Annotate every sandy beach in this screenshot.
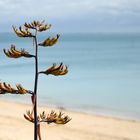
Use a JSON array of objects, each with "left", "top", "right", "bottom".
[{"left": 0, "top": 100, "right": 139, "bottom": 140}]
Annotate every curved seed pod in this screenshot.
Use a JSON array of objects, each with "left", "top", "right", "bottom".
[
  {"left": 38, "top": 24, "right": 51, "bottom": 32},
  {"left": 24, "top": 110, "right": 41, "bottom": 123},
  {"left": 3, "top": 45, "right": 34, "bottom": 58},
  {"left": 46, "top": 111, "right": 71, "bottom": 124},
  {"left": 38, "top": 34, "right": 60, "bottom": 47},
  {"left": 13, "top": 26, "right": 33, "bottom": 37},
  {"left": 24, "top": 110, "right": 71, "bottom": 125},
  {"left": 24, "top": 20, "right": 45, "bottom": 29},
  {"left": 40, "top": 111, "right": 46, "bottom": 120},
  {"left": 10, "top": 45, "right": 22, "bottom": 54},
  {"left": 0, "top": 82, "right": 16, "bottom": 94},
  {"left": 13, "top": 26, "right": 25, "bottom": 37},
  {"left": 24, "top": 22, "right": 36, "bottom": 29},
  {"left": 44, "top": 63, "right": 57, "bottom": 74},
  {"left": 3, "top": 47, "right": 21, "bottom": 58},
  {"left": 3, "top": 49, "right": 14, "bottom": 58},
  {"left": 39, "top": 63, "right": 68, "bottom": 76},
  {"left": 24, "top": 110, "right": 34, "bottom": 123},
  {"left": 0, "top": 82, "right": 32, "bottom": 95},
  {"left": 3, "top": 82, "right": 16, "bottom": 93},
  {"left": 16, "top": 84, "right": 28, "bottom": 94},
  {"left": 14, "top": 20, "right": 51, "bottom": 37}
]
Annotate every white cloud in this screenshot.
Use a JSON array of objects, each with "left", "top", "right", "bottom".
[
  {"left": 0, "top": 0, "right": 139, "bottom": 17},
  {"left": 0, "top": 0, "right": 139, "bottom": 18},
  {"left": 0, "top": 0, "right": 139, "bottom": 32}
]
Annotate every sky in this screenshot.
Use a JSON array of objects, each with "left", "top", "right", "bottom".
[{"left": 0, "top": 0, "right": 140, "bottom": 33}]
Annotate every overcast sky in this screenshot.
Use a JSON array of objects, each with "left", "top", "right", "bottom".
[{"left": 0, "top": 0, "right": 140, "bottom": 33}]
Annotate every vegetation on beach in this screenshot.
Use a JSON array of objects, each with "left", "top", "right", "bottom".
[{"left": 0, "top": 20, "right": 71, "bottom": 140}]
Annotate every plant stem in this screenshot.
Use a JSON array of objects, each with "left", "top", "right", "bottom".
[{"left": 34, "top": 36, "right": 39, "bottom": 140}]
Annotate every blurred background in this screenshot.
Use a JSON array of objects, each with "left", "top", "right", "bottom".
[{"left": 0, "top": 0, "right": 140, "bottom": 120}]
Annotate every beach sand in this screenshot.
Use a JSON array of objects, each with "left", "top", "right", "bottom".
[{"left": 0, "top": 100, "right": 139, "bottom": 140}]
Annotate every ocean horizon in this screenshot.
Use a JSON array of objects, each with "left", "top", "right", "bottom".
[{"left": 0, "top": 32, "right": 140, "bottom": 121}]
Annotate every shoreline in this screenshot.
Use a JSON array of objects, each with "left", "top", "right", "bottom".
[
  {"left": 0, "top": 100, "right": 140, "bottom": 140},
  {"left": 0, "top": 97, "right": 140, "bottom": 122}
]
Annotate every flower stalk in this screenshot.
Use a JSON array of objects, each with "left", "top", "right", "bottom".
[
  {"left": 2, "top": 20, "right": 71, "bottom": 140},
  {"left": 33, "top": 35, "right": 39, "bottom": 140}
]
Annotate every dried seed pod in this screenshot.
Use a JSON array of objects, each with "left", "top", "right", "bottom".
[
  {"left": 39, "top": 63, "right": 68, "bottom": 76},
  {"left": 0, "top": 82, "right": 32, "bottom": 95},
  {"left": 24, "top": 20, "right": 45, "bottom": 29},
  {"left": 13, "top": 26, "right": 33, "bottom": 37},
  {"left": 40, "top": 111, "right": 46, "bottom": 120},
  {"left": 38, "top": 34, "right": 60, "bottom": 47},
  {"left": 24, "top": 110, "right": 34, "bottom": 123},
  {"left": 16, "top": 84, "right": 28, "bottom": 94},
  {"left": 24, "top": 110, "right": 71, "bottom": 125},
  {"left": 47, "top": 111, "right": 71, "bottom": 124},
  {"left": 3, "top": 45, "right": 34, "bottom": 58},
  {"left": 38, "top": 24, "right": 51, "bottom": 32},
  {"left": 0, "top": 82, "right": 16, "bottom": 94},
  {"left": 24, "top": 20, "right": 51, "bottom": 33}
]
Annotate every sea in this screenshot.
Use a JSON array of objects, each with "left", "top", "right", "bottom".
[{"left": 0, "top": 32, "right": 140, "bottom": 121}]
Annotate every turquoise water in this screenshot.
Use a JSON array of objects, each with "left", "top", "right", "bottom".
[{"left": 0, "top": 32, "right": 140, "bottom": 120}]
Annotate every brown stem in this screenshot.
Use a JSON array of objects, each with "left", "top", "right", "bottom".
[{"left": 33, "top": 35, "right": 39, "bottom": 140}]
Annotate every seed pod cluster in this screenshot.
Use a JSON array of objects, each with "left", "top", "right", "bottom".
[
  {"left": 0, "top": 82, "right": 30, "bottom": 94},
  {"left": 24, "top": 110, "right": 71, "bottom": 124},
  {"left": 3, "top": 45, "right": 34, "bottom": 58},
  {"left": 39, "top": 63, "right": 68, "bottom": 76},
  {"left": 13, "top": 26, "right": 33, "bottom": 37},
  {"left": 24, "top": 20, "right": 51, "bottom": 32},
  {"left": 39, "top": 34, "right": 60, "bottom": 47},
  {"left": 46, "top": 111, "right": 71, "bottom": 124}
]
